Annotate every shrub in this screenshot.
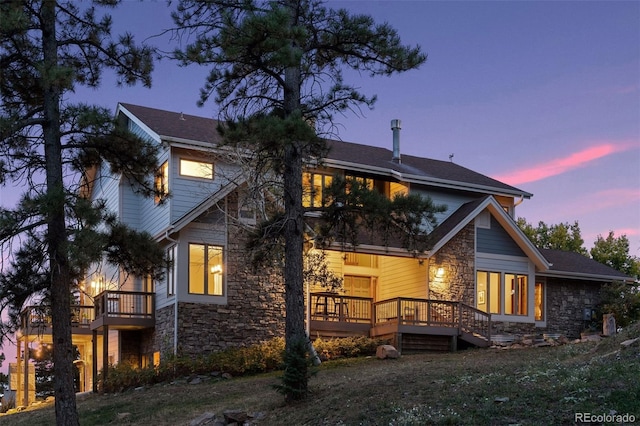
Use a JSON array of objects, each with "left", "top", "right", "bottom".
[
  {"left": 98, "top": 335, "right": 382, "bottom": 393},
  {"left": 597, "top": 281, "right": 640, "bottom": 328},
  {"left": 313, "top": 336, "right": 387, "bottom": 360}
]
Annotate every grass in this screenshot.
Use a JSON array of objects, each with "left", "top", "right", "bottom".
[{"left": 2, "top": 324, "right": 639, "bottom": 425}]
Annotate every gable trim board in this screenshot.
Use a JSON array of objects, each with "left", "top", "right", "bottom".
[{"left": 427, "top": 196, "right": 550, "bottom": 271}]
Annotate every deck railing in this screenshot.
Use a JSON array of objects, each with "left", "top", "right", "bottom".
[
  {"left": 374, "top": 298, "right": 460, "bottom": 327},
  {"left": 459, "top": 303, "right": 491, "bottom": 341},
  {"left": 373, "top": 298, "right": 491, "bottom": 341},
  {"left": 94, "top": 290, "right": 154, "bottom": 320},
  {"left": 310, "top": 292, "right": 372, "bottom": 324},
  {"left": 20, "top": 305, "right": 95, "bottom": 330}
]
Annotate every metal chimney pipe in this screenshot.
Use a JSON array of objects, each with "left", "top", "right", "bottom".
[{"left": 391, "top": 119, "right": 402, "bottom": 163}]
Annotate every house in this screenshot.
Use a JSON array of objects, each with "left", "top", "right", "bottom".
[{"left": 13, "top": 103, "right": 633, "bottom": 403}]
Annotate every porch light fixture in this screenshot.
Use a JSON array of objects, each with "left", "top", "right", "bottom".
[{"left": 435, "top": 267, "right": 445, "bottom": 278}]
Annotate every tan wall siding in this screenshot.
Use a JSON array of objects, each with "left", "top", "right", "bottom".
[{"left": 378, "top": 257, "right": 427, "bottom": 300}]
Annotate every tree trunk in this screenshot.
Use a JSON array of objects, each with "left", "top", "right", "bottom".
[
  {"left": 283, "top": 0, "right": 305, "bottom": 350},
  {"left": 41, "top": 2, "right": 79, "bottom": 425},
  {"left": 282, "top": 0, "right": 306, "bottom": 350}
]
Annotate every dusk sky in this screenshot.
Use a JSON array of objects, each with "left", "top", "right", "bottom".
[
  {"left": 0, "top": 0, "right": 639, "bottom": 373},
  {"left": 1, "top": 0, "right": 639, "bottom": 252}
]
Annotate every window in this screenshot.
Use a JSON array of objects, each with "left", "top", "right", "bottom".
[
  {"left": 303, "top": 172, "right": 332, "bottom": 208},
  {"left": 238, "top": 193, "right": 257, "bottom": 224},
  {"left": 154, "top": 161, "right": 169, "bottom": 203},
  {"left": 180, "top": 158, "right": 213, "bottom": 179},
  {"left": 477, "top": 271, "right": 527, "bottom": 316},
  {"left": 189, "top": 243, "right": 224, "bottom": 296},
  {"left": 166, "top": 245, "right": 176, "bottom": 296},
  {"left": 505, "top": 273, "right": 528, "bottom": 316},
  {"left": 535, "top": 281, "right": 545, "bottom": 321},
  {"left": 343, "top": 253, "right": 378, "bottom": 268},
  {"left": 476, "top": 271, "right": 501, "bottom": 314}
]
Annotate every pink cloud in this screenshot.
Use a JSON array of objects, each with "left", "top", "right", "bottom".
[{"left": 494, "top": 141, "right": 638, "bottom": 186}]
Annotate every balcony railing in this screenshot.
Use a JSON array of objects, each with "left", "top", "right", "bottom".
[
  {"left": 94, "top": 290, "right": 154, "bottom": 318},
  {"left": 20, "top": 305, "right": 95, "bottom": 332}
]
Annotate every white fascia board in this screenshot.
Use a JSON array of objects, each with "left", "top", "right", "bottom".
[
  {"left": 161, "top": 136, "right": 216, "bottom": 151},
  {"left": 538, "top": 270, "right": 636, "bottom": 284},
  {"left": 484, "top": 200, "right": 550, "bottom": 271},
  {"left": 117, "top": 104, "right": 161, "bottom": 143},
  {"left": 428, "top": 196, "right": 550, "bottom": 270},
  {"left": 323, "top": 159, "right": 533, "bottom": 199}
]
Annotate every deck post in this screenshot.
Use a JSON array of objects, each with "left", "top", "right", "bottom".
[{"left": 92, "top": 329, "right": 98, "bottom": 393}]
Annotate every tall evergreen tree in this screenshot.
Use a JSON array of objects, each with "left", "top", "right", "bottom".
[
  {"left": 0, "top": 2, "right": 164, "bottom": 423},
  {"left": 171, "top": 0, "right": 429, "bottom": 400}
]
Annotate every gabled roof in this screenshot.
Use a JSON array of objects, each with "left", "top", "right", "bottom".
[
  {"left": 427, "top": 196, "right": 550, "bottom": 271},
  {"left": 117, "top": 103, "right": 532, "bottom": 199},
  {"left": 539, "top": 248, "right": 635, "bottom": 283},
  {"left": 119, "top": 103, "right": 224, "bottom": 146}
]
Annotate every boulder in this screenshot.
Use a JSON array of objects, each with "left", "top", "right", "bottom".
[{"left": 376, "top": 345, "right": 400, "bottom": 359}]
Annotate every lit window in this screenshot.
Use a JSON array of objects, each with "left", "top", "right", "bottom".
[
  {"left": 303, "top": 172, "right": 332, "bottom": 208},
  {"left": 476, "top": 271, "right": 501, "bottom": 314},
  {"left": 154, "top": 162, "right": 169, "bottom": 203},
  {"left": 180, "top": 158, "right": 213, "bottom": 179},
  {"left": 505, "top": 273, "right": 527, "bottom": 316},
  {"left": 166, "top": 245, "right": 177, "bottom": 296},
  {"left": 535, "top": 281, "right": 544, "bottom": 321},
  {"left": 189, "top": 243, "right": 224, "bottom": 296}
]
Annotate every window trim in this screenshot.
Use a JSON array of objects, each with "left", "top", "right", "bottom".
[
  {"left": 179, "top": 157, "right": 214, "bottom": 180},
  {"left": 188, "top": 242, "right": 225, "bottom": 296},
  {"left": 476, "top": 270, "right": 530, "bottom": 317},
  {"left": 166, "top": 245, "right": 177, "bottom": 297}
]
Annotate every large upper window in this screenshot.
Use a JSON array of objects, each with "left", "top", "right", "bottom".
[
  {"left": 303, "top": 172, "right": 332, "bottom": 208},
  {"left": 180, "top": 158, "right": 214, "bottom": 179},
  {"left": 189, "top": 243, "right": 224, "bottom": 296},
  {"left": 476, "top": 271, "right": 528, "bottom": 316},
  {"left": 154, "top": 161, "right": 169, "bottom": 203}
]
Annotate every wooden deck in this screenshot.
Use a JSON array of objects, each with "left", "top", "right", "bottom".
[{"left": 309, "top": 293, "right": 491, "bottom": 350}]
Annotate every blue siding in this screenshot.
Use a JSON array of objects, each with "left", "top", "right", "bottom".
[{"left": 477, "top": 215, "right": 525, "bottom": 256}]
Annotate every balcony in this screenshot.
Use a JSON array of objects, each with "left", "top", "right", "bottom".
[
  {"left": 91, "top": 290, "right": 155, "bottom": 330},
  {"left": 19, "top": 305, "right": 95, "bottom": 336}
]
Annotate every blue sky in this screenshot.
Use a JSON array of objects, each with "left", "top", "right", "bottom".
[
  {"left": 0, "top": 0, "right": 639, "bottom": 374},
  {"left": 0, "top": 1, "right": 638, "bottom": 248}
]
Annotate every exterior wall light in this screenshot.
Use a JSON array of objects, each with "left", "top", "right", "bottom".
[{"left": 436, "top": 267, "right": 445, "bottom": 278}]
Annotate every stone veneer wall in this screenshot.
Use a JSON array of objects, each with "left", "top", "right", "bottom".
[
  {"left": 544, "top": 277, "right": 602, "bottom": 338},
  {"left": 491, "top": 278, "right": 603, "bottom": 338},
  {"left": 176, "top": 225, "right": 286, "bottom": 356},
  {"left": 428, "top": 223, "right": 475, "bottom": 305},
  {"left": 154, "top": 304, "right": 175, "bottom": 359}
]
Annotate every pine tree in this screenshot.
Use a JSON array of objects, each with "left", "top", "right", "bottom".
[
  {"left": 0, "top": 2, "right": 163, "bottom": 423},
  {"left": 171, "top": 0, "right": 429, "bottom": 401}
]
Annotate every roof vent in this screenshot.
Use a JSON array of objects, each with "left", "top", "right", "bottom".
[{"left": 391, "top": 119, "right": 401, "bottom": 163}]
